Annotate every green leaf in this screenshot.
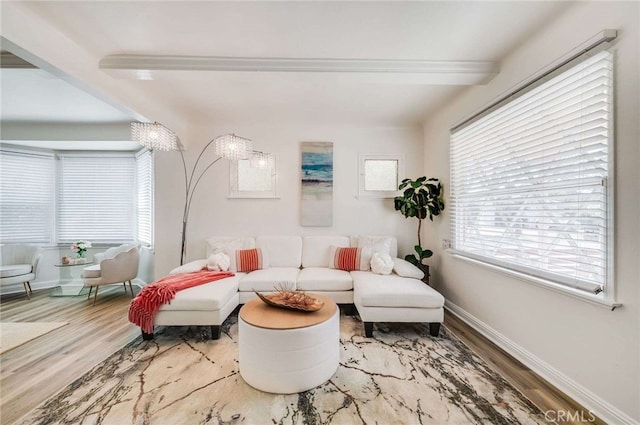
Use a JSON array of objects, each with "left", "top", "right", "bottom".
[
  {"left": 420, "top": 249, "right": 433, "bottom": 259},
  {"left": 404, "top": 254, "right": 419, "bottom": 266}
]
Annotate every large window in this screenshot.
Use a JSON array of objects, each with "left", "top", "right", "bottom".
[
  {"left": 0, "top": 148, "right": 152, "bottom": 246},
  {"left": 450, "top": 50, "right": 612, "bottom": 295}
]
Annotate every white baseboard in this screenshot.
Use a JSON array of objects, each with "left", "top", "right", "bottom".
[{"left": 445, "top": 301, "right": 638, "bottom": 425}]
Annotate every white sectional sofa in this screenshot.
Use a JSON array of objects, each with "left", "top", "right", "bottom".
[{"left": 141, "top": 235, "right": 444, "bottom": 340}]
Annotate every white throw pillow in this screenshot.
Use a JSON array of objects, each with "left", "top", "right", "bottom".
[
  {"left": 169, "top": 259, "right": 208, "bottom": 275},
  {"left": 356, "top": 236, "right": 393, "bottom": 271},
  {"left": 205, "top": 237, "right": 255, "bottom": 257},
  {"left": 392, "top": 257, "right": 425, "bottom": 280},
  {"left": 370, "top": 252, "right": 394, "bottom": 275},
  {"left": 206, "top": 253, "right": 230, "bottom": 271}
]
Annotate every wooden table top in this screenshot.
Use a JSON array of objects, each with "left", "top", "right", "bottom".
[{"left": 239, "top": 293, "right": 337, "bottom": 330}]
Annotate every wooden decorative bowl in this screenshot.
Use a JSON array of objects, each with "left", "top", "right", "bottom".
[{"left": 254, "top": 290, "right": 324, "bottom": 312}]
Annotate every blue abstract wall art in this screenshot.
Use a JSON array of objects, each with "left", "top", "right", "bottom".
[{"left": 301, "top": 141, "right": 333, "bottom": 227}]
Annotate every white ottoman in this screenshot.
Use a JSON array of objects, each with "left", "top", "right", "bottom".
[{"left": 238, "top": 294, "right": 339, "bottom": 394}]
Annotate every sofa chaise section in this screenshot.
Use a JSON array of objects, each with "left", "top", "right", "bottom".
[
  {"left": 145, "top": 274, "right": 240, "bottom": 340},
  {"left": 352, "top": 270, "right": 445, "bottom": 337}
]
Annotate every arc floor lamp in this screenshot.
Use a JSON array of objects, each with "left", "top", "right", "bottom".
[{"left": 131, "top": 122, "right": 273, "bottom": 265}]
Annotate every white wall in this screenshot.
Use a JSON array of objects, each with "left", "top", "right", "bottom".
[
  {"left": 422, "top": 2, "right": 639, "bottom": 423},
  {"left": 153, "top": 124, "right": 423, "bottom": 277}
]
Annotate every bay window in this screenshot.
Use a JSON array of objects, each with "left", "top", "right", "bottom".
[{"left": 0, "top": 147, "right": 152, "bottom": 246}]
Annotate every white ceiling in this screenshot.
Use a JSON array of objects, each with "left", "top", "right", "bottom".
[{"left": 2, "top": 1, "right": 573, "bottom": 128}]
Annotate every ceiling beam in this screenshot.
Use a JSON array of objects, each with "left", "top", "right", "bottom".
[{"left": 99, "top": 54, "right": 499, "bottom": 85}]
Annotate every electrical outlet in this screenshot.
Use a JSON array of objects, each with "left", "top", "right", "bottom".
[{"left": 441, "top": 239, "right": 451, "bottom": 249}]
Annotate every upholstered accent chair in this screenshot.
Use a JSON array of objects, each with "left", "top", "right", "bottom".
[
  {"left": 0, "top": 245, "right": 42, "bottom": 299},
  {"left": 82, "top": 244, "right": 139, "bottom": 305}
]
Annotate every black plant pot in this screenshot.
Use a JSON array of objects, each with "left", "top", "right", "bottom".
[{"left": 421, "top": 265, "right": 430, "bottom": 286}]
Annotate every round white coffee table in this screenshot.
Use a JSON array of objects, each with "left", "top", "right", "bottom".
[{"left": 238, "top": 293, "right": 339, "bottom": 394}]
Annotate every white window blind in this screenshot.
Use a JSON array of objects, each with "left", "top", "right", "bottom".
[
  {"left": 0, "top": 150, "right": 55, "bottom": 243},
  {"left": 136, "top": 150, "right": 154, "bottom": 246},
  {"left": 450, "top": 50, "right": 612, "bottom": 294},
  {"left": 57, "top": 154, "right": 136, "bottom": 244}
]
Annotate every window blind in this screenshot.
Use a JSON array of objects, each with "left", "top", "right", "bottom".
[
  {"left": 450, "top": 50, "right": 612, "bottom": 294},
  {"left": 0, "top": 150, "right": 55, "bottom": 243},
  {"left": 136, "top": 150, "right": 154, "bottom": 246},
  {"left": 57, "top": 154, "right": 136, "bottom": 244}
]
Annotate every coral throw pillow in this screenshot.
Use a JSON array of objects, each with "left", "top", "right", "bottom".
[
  {"left": 235, "top": 248, "right": 264, "bottom": 272},
  {"left": 329, "top": 246, "right": 366, "bottom": 271}
]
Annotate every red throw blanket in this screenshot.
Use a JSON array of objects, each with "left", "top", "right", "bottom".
[{"left": 128, "top": 270, "right": 234, "bottom": 333}]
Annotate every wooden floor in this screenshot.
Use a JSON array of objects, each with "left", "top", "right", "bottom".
[
  {"left": 0, "top": 286, "right": 140, "bottom": 425},
  {"left": 444, "top": 311, "right": 605, "bottom": 425},
  {"left": 0, "top": 290, "right": 602, "bottom": 425}
]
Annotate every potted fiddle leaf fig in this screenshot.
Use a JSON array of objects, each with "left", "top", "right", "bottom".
[{"left": 393, "top": 177, "right": 445, "bottom": 283}]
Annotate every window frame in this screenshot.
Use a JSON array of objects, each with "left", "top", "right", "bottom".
[
  {"left": 229, "top": 157, "right": 278, "bottom": 199},
  {"left": 358, "top": 154, "right": 404, "bottom": 199}
]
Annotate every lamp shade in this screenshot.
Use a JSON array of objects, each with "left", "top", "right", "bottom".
[
  {"left": 250, "top": 151, "right": 274, "bottom": 169},
  {"left": 131, "top": 122, "right": 178, "bottom": 151},
  {"left": 214, "top": 134, "right": 253, "bottom": 160}
]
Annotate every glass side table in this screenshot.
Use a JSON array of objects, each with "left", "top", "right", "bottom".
[{"left": 51, "top": 261, "right": 93, "bottom": 297}]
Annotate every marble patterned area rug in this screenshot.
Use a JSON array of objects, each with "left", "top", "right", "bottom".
[
  {"left": 18, "top": 313, "right": 546, "bottom": 425},
  {"left": 0, "top": 322, "right": 68, "bottom": 354}
]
